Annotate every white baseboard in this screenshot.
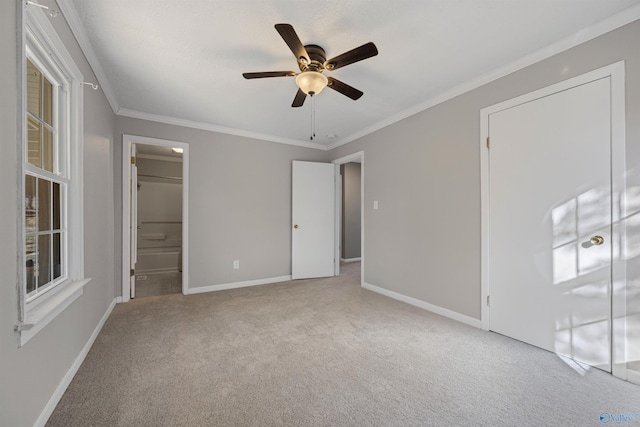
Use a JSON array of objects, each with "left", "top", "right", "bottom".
[
  {"left": 187, "top": 275, "right": 292, "bottom": 295},
  {"left": 115, "top": 296, "right": 124, "bottom": 304},
  {"left": 341, "top": 257, "right": 361, "bottom": 263},
  {"left": 362, "top": 282, "right": 482, "bottom": 329},
  {"left": 34, "top": 297, "right": 117, "bottom": 427},
  {"left": 628, "top": 368, "right": 640, "bottom": 385}
]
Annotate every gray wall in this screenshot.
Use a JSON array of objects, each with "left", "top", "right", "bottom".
[
  {"left": 329, "top": 19, "right": 640, "bottom": 373},
  {"left": 115, "top": 117, "right": 329, "bottom": 289},
  {"left": 341, "top": 162, "right": 361, "bottom": 259},
  {"left": 0, "top": 1, "right": 117, "bottom": 426}
]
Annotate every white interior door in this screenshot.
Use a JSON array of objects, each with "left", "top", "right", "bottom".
[
  {"left": 130, "top": 146, "right": 138, "bottom": 298},
  {"left": 488, "top": 76, "right": 612, "bottom": 371},
  {"left": 292, "top": 161, "right": 335, "bottom": 280}
]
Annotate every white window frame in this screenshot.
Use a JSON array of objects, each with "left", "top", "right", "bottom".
[
  {"left": 25, "top": 54, "right": 69, "bottom": 302},
  {"left": 15, "top": 3, "right": 90, "bottom": 346}
]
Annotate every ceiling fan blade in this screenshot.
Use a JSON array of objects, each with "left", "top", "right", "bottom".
[
  {"left": 327, "top": 77, "right": 363, "bottom": 100},
  {"left": 292, "top": 88, "right": 307, "bottom": 107},
  {"left": 325, "top": 42, "right": 378, "bottom": 71},
  {"left": 275, "top": 24, "right": 310, "bottom": 65},
  {"left": 243, "top": 71, "right": 296, "bottom": 79}
]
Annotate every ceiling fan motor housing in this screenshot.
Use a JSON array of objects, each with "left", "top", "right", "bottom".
[{"left": 300, "top": 44, "right": 327, "bottom": 72}]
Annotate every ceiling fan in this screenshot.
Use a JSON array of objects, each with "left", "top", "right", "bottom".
[{"left": 243, "top": 24, "right": 378, "bottom": 107}]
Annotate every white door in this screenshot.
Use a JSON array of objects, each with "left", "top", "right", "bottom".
[
  {"left": 130, "top": 146, "right": 138, "bottom": 298},
  {"left": 488, "top": 77, "right": 612, "bottom": 371},
  {"left": 292, "top": 161, "right": 335, "bottom": 280}
]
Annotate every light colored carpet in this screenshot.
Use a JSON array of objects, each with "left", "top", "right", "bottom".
[{"left": 47, "top": 262, "right": 640, "bottom": 426}]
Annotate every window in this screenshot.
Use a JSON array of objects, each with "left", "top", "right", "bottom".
[
  {"left": 16, "top": 4, "right": 89, "bottom": 345},
  {"left": 25, "top": 58, "right": 67, "bottom": 300}
]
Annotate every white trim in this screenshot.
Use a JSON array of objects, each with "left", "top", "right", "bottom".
[
  {"left": 122, "top": 134, "right": 190, "bottom": 302},
  {"left": 33, "top": 297, "right": 117, "bottom": 427},
  {"left": 332, "top": 151, "right": 365, "bottom": 284},
  {"left": 17, "top": 0, "right": 26, "bottom": 322},
  {"left": 186, "top": 275, "right": 292, "bottom": 295},
  {"left": 341, "top": 257, "right": 361, "bottom": 263},
  {"left": 17, "top": 278, "right": 91, "bottom": 346},
  {"left": 327, "top": 5, "right": 640, "bottom": 151},
  {"left": 25, "top": 5, "right": 83, "bottom": 81},
  {"left": 55, "top": 0, "right": 120, "bottom": 114},
  {"left": 335, "top": 168, "right": 342, "bottom": 275},
  {"left": 363, "top": 282, "right": 482, "bottom": 329},
  {"left": 480, "top": 98, "right": 490, "bottom": 331},
  {"left": 480, "top": 62, "right": 627, "bottom": 377},
  {"left": 117, "top": 108, "right": 327, "bottom": 151},
  {"left": 609, "top": 62, "right": 628, "bottom": 380},
  {"left": 18, "top": 3, "right": 86, "bottom": 342}
]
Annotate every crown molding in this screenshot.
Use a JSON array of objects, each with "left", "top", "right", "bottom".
[
  {"left": 116, "top": 108, "right": 328, "bottom": 150},
  {"left": 56, "top": 0, "right": 120, "bottom": 114},
  {"left": 56, "top": 0, "right": 640, "bottom": 153},
  {"left": 327, "top": 4, "right": 640, "bottom": 151}
]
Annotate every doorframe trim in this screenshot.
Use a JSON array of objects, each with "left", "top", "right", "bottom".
[
  {"left": 333, "top": 151, "right": 364, "bottom": 285},
  {"left": 480, "top": 61, "right": 626, "bottom": 378},
  {"left": 121, "top": 134, "right": 190, "bottom": 301}
]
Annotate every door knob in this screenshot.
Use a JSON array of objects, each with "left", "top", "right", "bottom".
[
  {"left": 590, "top": 235, "right": 604, "bottom": 245},
  {"left": 293, "top": 224, "right": 299, "bottom": 229}
]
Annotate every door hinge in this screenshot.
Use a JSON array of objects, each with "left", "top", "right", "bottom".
[
  {"left": 131, "top": 156, "right": 136, "bottom": 164},
  {"left": 486, "top": 137, "right": 490, "bottom": 149},
  {"left": 487, "top": 295, "right": 490, "bottom": 306},
  {"left": 130, "top": 269, "right": 135, "bottom": 277}
]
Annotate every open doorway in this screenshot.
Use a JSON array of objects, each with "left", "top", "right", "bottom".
[
  {"left": 340, "top": 162, "right": 362, "bottom": 263},
  {"left": 134, "top": 144, "right": 183, "bottom": 297},
  {"left": 122, "top": 135, "right": 189, "bottom": 302},
  {"left": 333, "top": 152, "right": 364, "bottom": 284}
]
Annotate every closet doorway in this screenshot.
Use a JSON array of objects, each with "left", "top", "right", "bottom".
[
  {"left": 122, "top": 135, "right": 189, "bottom": 301},
  {"left": 333, "top": 152, "right": 364, "bottom": 282}
]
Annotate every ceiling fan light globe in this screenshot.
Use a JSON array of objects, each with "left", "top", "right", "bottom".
[{"left": 295, "top": 71, "right": 328, "bottom": 95}]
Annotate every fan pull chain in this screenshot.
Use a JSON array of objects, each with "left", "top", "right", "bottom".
[
  {"left": 309, "top": 95, "right": 313, "bottom": 140},
  {"left": 309, "top": 95, "right": 316, "bottom": 141}
]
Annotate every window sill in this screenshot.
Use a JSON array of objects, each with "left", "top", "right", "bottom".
[{"left": 15, "top": 278, "right": 91, "bottom": 347}]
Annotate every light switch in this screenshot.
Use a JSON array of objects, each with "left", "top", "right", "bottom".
[{"left": 373, "top": 200, "right": 379, "bottom": 210}]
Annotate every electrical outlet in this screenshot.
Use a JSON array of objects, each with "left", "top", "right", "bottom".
[{"left": 233, "top": 260, "right": 239, "bottom": 269}]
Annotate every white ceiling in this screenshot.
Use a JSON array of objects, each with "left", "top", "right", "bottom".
[{"left": 61, "top": 0, "right": 640, "bottom": 149}]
